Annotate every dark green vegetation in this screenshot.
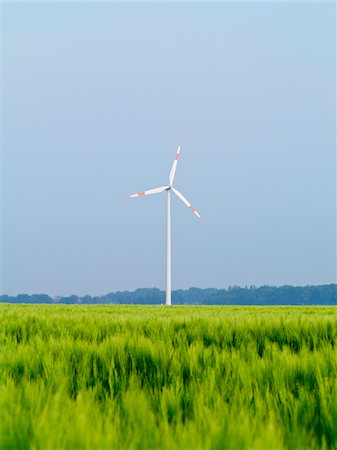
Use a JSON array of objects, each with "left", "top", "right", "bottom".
[
  {"left": 1, "top": 284, "right": 336, "bottom": 305},
  {"left": 0, "top": 305, "right": 336, "bottom": 449}
]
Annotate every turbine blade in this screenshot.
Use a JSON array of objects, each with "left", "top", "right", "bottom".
[
  {"left": 127, "top": 185, "right": 169, "bottom": 198},
  {"left": 169, "top": 143, "right": 182, "bottom": 186},
  {"left": 172, "top": 187, "right": 203, "bottom": 220}
]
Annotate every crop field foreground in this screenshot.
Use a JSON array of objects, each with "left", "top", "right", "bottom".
[{"left": 0, "top": 305, "right": 336, "bottom": 450}]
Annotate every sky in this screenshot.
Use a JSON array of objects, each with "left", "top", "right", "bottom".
[{"left": 1, "top": 2, "right": 336, "bottom": 296}]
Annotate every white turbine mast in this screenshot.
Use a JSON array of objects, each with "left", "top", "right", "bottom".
[{"left": 127, "top": 143, "right": 203, "bottom": 306}]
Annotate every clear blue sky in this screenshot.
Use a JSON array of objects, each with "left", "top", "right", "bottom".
[{"left": 1, "top": 2, "right": 336, "bottom": 296}]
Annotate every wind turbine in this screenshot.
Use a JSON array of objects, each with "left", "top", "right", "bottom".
[{"left": 127, "top": 143, "right": 203, "bottom": 306}]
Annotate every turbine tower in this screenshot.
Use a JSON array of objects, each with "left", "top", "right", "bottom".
[{"left": 127, "top": 144, "right": 203, "bottom": 306}]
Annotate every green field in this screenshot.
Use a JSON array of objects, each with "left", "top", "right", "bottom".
[{"left": 0, "top": 305, "right": 336, "bottom": 450}]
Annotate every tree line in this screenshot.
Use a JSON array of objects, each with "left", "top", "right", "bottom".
[{"left": 0, "top": 284, "right": 336, "bottom": 305}]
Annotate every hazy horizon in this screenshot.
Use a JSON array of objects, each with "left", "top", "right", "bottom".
[
  {"left": 1, "top": 283, "right": 337, "bottom": 300},
  {"left": 1, "top": 2, "right": 336, "bottom": 296}
]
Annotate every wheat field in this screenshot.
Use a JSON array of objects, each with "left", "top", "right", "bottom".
[{"left": 0, "top": 305, "right": 336, "bottom": 449}]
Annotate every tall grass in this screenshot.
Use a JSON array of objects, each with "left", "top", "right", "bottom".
[{"left": 0, "top": 305, "right": 336, "bottom": 449}]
